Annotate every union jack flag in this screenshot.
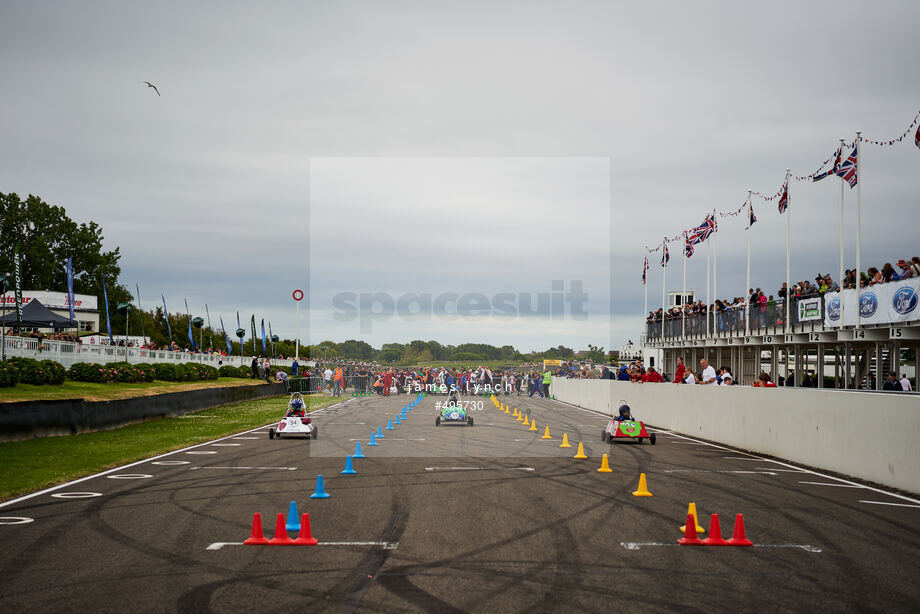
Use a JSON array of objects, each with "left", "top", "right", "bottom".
[
  {"left": 684, "top": 235, "right": 694, "bottom": 258},
  {"left": 835, "top": 146, "right": 858, "bottom": 188},
  {"left": 642, "top": 257, "right": 648, "bottom": 285},
  {"left": 660, "top": 246, "right": 670, "bottom": 267},
  {"left": 747, "top": 205, "right": 757, "bottom": 229},
  {"left": 686, "top": 213, "right": 717, "bottom": 245},
  {"left": 915, "top": 123, "right": 920, "bottom": 151},
  {"left": 813, "top": 146, "right": 842, "bottom": 182},
  {"left": 777, "top": 181, "right": 788, "bottom": 214}
]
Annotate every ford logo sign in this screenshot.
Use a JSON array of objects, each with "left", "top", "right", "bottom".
[
  {"left": 827, "top": 297, "right": 841, "bottom": 321},
  {"left": 892, "top": 286, "right": 918, "bottom": 315},
  {"left": 859, "top": 292, "right": 878, "bottom": 318}
]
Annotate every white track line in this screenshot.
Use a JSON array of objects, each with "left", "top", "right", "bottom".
[
  {"left": 0, "top": 399, "right": 352, "bottom": 510},
  {"left": 544, "top": 399, "right": 920, "bottom": 507},
  {"left": 189, "top": 467, "right": 298, "bottom": 471},
  {"left": 621, "top": 542, "right": 822, "bottom": 552},
  {"left": 206, "top": 541, "right": 398, "bottom": 551},
  {"left": 858, "top": 500, "right": 920, "bottom": 509},
  {"left": 424, "top": 467, "right": 534, "bottom": 472},
  {"left": 799, "top": 482, "right": 865, "bottom": 488}
]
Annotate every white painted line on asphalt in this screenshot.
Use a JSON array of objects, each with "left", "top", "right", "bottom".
[
  {"left": 0, "top": 399, "right": 354, "bottom": 510},
  {"left": 664, "top": 469, "right": 778, "bottom": 476},
  {"left": 107, "top": 474, "right": 153, "bottom": 480},
  {"left": 186, "top": 451, "right": 218, "bottom": 455},
  {"left": 232, "top": 437, "right": 259, "bottom": 440},
  {"left": 189, "top": 467, "right": 297, "bottom": 471},
  {"left": 858, "top": 500, "right": 920, "bottom": 509},
  {"left": 655, "top": 430, "right": 920, "bottom": 506},
  {"left": 50, "top": 492, "right": 103, "bottom": 499},
  {"left": 756, "top": 468, "right": 805, "bottom": 473},
  {"left": 212, "top": 443, "right": 241, "bottom": 447},
  {"left": 152, "top": 461, "right": 190, "bottom": 466},
  {"left": 0, "top": 517, "right": 34, "bottom": 525},
  {"left": 424, "top": 467, "right": 535, "bottom": 472},
  {"left": 621, "top": 542, "right": 821, "bottom": 552},
  {"left": 723, "top": 457, "right": 763, "bottom": 461},
  {"left": 799, "top": 481, "right": 865, "bottom": 488},
  {"left": 206, "top": 541, "right": 398, "bottom": 550}
]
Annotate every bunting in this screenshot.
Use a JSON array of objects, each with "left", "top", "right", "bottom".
[{"left": 861, "top": 110, "right": 920, "bottom": 146}]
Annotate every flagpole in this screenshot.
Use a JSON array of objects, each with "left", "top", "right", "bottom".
[
  {"left": 785, "top": 170, "right": 791, "bottom": 334},
  {"left": 135, "top": 283, "right": 145, "bottom": 343},
  {"left": 745, "top": 189, "right": 752, "bottom": 337},
  {"left": 706, "top": 235, "right": 711, "bottom": 338},
  {"left": 712, "top": 210, "right": 718, "bottom": 334},
  {"left": 643, "top": 253, "right": 648, "bottom": 343},
  {"left": 661, "top": 237, "right": 667, "bottom": 342},
  {"left": 682, "top": 234, "right": 687, "bottom": 340},
  {"left": 838, "top": 137, "right": 846, "bottom": 329},
  {"left": 855, "top": 131, "right": 862, "bottom": 331}
]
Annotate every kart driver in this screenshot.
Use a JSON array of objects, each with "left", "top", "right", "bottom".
[
  {"left": 286, "top": 396, "right": 308, "bottom": 418},
  {"left": 616, "top": 403, "right": 634, "bottom": 421}
]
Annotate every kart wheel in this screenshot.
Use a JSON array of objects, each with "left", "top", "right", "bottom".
[
  {"left": 312, "top": 428, "right": 318, "bottom": 440},
  {"left": 269, "top": 428, "right": 275, "bottom": 440},
  {"left": 468, "top": 417, "right": 474, "bottom": 427},
  {"left": 601, "top": 431, "right": 608, "bottom": 443},
  {"left": 435, "top": 416, "right": 441, "bottom": 426},
  {"left": 650, "top": 433, "right": 656, "bottom": 445}
]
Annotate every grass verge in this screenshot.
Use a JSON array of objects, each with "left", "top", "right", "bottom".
[
  {"left": 0, "top": 394, "right": 340, "bottom": 502},
  {"left": 0, "top": 378, "right": 264, "bottom": 402}
]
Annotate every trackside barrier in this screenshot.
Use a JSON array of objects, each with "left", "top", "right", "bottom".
[{"left": 551, "top": 377, "right": 920, "bottom": 495}]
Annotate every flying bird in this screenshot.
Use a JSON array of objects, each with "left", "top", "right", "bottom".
[{"left": 142, "top": 81, "right": 160, "bottom": 96}]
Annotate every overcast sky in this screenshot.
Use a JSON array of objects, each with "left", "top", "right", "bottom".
[{"left": 1, "top": 1, "right": 918, "bottom": 352}]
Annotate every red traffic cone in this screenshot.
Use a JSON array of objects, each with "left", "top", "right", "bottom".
[
  {"left": 243, "top": 512, "right": 269, "bottom": 545},
  {"left": 292, "top": 513, "right": 318, "bottom": 545},
  {"left": 726, "top": 513, "right": 753, "bottom": 546},
  {"left": 702, "top": 513, "right": 729, "bottom": 546},
  {"left": 268, "top": 512, "right": 294, "bottom": 545},
  {"left": 677, "top": 513, "right": 703, "bottom": 545}
]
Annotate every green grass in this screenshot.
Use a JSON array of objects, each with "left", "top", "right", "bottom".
[
  {"left": 0, "top": 394, "right": 339, "bottom": 502},
  {"left": 0, "top": 378, "right": 261, "bottom": 402}
]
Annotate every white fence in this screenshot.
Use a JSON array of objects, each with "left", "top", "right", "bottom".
[
  {"left": 551, "top": 376, "right": 920, "bottom": 495},
  {"left": 1, "top": 336, "right": 295, "bottom": 369}
]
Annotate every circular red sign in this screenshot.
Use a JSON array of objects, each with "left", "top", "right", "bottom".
[{"left": 292, "top": 289, "right": 304, "bottom": 301}]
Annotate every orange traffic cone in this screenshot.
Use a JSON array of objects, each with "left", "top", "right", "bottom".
[
  {"left": 293, "top": 513, "right": 318, "bottom": 545},
  {"left": 702, "top": 513, "right": 728, "bottom": 546},
  {"left": 268, "top": 513, "right": 294, "bottom": 545},
  {"left": 541, "top": 426, "right": 552, "bottom": 439},
  {"left": 559, "top": 433, "right": 571, "bottom": 448},
  {"left": 243, "top": 512, "right": 269, "bottom": 545},
  {"left": 678, "top": 513, "right": 704, "bottom": 545},
  {"left": 597, "top": 453, "right": 612, "bottom": 473},
  {"left": 726, "top": 513, "right": 753, "bottom": 546},
  {"left": 573, "top": 442, "right": 587, "bottom": 459},
  {"left": 679, "top": 503, "right": 706, "bottom": 534},
  {"left": 632, "top": 473, "right": 652, "bottom": 497}
]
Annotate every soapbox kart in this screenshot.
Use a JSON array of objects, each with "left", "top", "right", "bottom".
[
  {"left": 435, "top": 390, "right": 474, "bottom": 426},
  {"left": 601, "top": 401, "right": 655, "bottom": 444},
  {"left": 269, "top": 392, "right": 317, "bottom": 440}
]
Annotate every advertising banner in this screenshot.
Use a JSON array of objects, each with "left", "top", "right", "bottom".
[
  {"left": 797, "top": 297, "right": 822, "bottom": 322},
  {"left": 824, "top": 278, "right": 920, "bottom": 327}
]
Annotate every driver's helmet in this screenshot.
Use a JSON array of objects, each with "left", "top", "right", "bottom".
[
  {"left": 617, "top": 403, "right": 631, "bottom": 418},
  {"left": 290, "top": 397, "right": 304, "bottom": 412}
]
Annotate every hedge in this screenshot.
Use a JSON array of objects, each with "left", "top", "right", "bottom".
[
  {"left": 0, "top": 361, "right": 20, "bottom": 387},
  {"left": 7, "top": 357, "right": 65, "bottom": 386},
  {"left": 219, "top": 365, "right": 250, "bottom": 378},
  {"left": 67, "top": 362, "right": 154, "bottom": 384}
]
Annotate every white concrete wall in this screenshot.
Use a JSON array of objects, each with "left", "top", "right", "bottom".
[{"left": 551, "top": 377, "right": 920, "bottom": 494}]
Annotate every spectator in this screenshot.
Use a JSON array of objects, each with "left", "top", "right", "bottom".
[
  {"left": 684, "top": 370, "right": 696, "bottom": 385},
  {"left": 699, "top": 358, "right": 717, "bottom": 385},
  {"left": 751, "top": 372, "right": 777, "bottom": 387},
  {"left": 719, "top": 373, "right": 733, "bottom": 386},
  {"left": 881, "top": 263, "right": 897, "bottom": 283},
  {"left": 673, "top": 356, "right": 685, "bottom": 384},
  {"left": 882, "top": 372, "right": 901, "bottom": 391},
  {"left": 900, "top": 374, "right": 913, "bottom": 392}
]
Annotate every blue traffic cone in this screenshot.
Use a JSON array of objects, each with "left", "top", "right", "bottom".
[
  {"left": 394, "top": 416, "right": 401, "bottom": 425},
  {"left": 353, "top": 441, "right": 366, "bottom": 459},
  {"left": 310, "top": 474, "right": 330, "bottom": 499},
  {"left": 376, "top": 425, "right": 384, "bottom": 438},
  {"left": 285, "top": 500, "right": 301, "bottom": 531},
  {"left": 385, "top": 419, "right": 394, "bottom": 430},
  {"left": 341, "top": 455, "right": 357, "bottom": 475},
  {"left": 368, "top": 432, "right": 378, "bottom": 446}
]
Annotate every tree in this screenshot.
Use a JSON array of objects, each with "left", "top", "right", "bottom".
[{"left": 0, "top": 192, "right": 131, "bottom": 330}]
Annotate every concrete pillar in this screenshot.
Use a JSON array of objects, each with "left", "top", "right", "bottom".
[{"left": 817, "top": 344, "right": 824, "bottom": 389}]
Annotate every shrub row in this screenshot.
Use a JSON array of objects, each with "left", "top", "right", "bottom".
[
  {"left": 3, "top": 358, "right": 66, "bottom": 386},
  {"left": 219, "top": 365, "right": 251, "bottom": 378},
  {"left": 152, "top": 362, "right": 219, "bottom": 382},
  {"left": 67, "top": 362, "right": 156, "bottom": 383}
]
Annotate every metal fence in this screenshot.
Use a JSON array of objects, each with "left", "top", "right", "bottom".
[
  {"left": 1, "top": 336, "right": 296, "bottom": 369},
  {"left": 645, "top": 298, "right": 825, "bottom": 342}
]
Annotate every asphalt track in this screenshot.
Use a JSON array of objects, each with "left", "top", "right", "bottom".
[{"left": 1, "top": 392, "right": 919, "bottom": 613}]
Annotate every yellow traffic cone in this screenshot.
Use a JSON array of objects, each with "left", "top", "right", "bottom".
[
  {"left": 679, "top": 502, "right": 706, "bottom": 534},
  {"left": 529, "top": 419, "right": 538, "bottom": 432},
  {"left": 559, "top": 433, "right": 571, "bottom": 448},
  {"left": 573, "top": 442, "right": 587, "bottom": 459},
  {"left": 541, "top": 426, "right": 552, "bottom": 439},
  {"left": 632, "top": 473, "right": 653, "bottom": 497},
  {"left": 515, "top": 409, "right": 522, "bottom": 421},
  {"left": 523, "top": 415, "right": 530, "bottom": 426},
  {"left": 597, "top": 453, "right": 612, "bottom": 473},
  {"left": 505, "top": 406, "right": 511, "bottom": 414}
]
